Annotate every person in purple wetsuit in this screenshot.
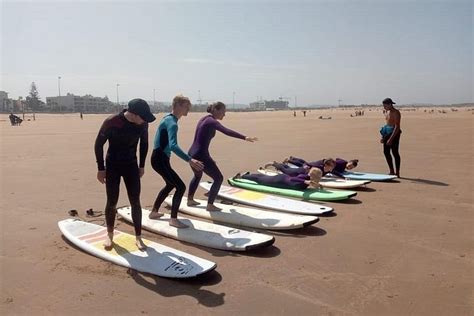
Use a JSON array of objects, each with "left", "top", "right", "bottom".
[
  {"left": 187, "top": 102, "right": 258, "bottom": 211},
  {"left": 284, "top": 156, "right": 358, "bottom": 177},
  {"left": 236, "top": 167, "right": 323, "bottom": 190}
]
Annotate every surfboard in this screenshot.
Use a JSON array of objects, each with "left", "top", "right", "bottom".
[
  {"left": 286, "top": 164, "right": 397, "bottom": 182},
  {"left": 58, "top": 219, "right": 216, "bottom": 278},
  {"left": 164, "top": 197, "right": 319, "bottom": 230},
  {"left": 336, "top": 171, "right": 397, "bottom": 181},
  {"left": 257, "top": 168, "right": 370, "bottom": 189},
  {"left": 117, "top": 207, "right": 275, "bottom": 251},
  {"left": 228, "top": 178, "right": 356, "bottom": 201},
  {"left": 199, "top": 181, "right": 333, "bottom": 215}
]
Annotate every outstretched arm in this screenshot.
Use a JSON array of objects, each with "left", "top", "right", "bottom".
[
  {"left": 168, "top": 124, "right": 192, "bottom": 162},
  {"left": 94, "top": 122, "right": 108, "bottom": 183},
  {"left": 214, "top": 120, "right": 247, "bottom": 140}
]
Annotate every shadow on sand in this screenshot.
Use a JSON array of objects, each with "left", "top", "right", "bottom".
[
  {"left": 130, "top": 268, "right": 225, "bottom": 307},
  {"left": 400, "top": 177, "right": 449, "bottom": 186},
  {"left": 270, "top": 225, "right": 327, "bottom": 239}
]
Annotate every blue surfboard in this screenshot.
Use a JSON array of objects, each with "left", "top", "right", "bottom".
[{"left": 337, "top": 171, "right": 397, "bottom": 182}]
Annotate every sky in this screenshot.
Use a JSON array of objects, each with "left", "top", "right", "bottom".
[{"left": 1, "top": 0, "right": 472, "bottom": 106}]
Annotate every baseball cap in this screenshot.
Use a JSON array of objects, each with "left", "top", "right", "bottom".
[
  {"left": 382, "top": 98, "right": 396, "bottom": 105},
  {"left": 128, "top": 98, "right": 156, "bottom": 123}
]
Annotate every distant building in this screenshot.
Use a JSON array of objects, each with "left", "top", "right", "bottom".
[
  {"left": 46, "top": 93, "right": 114, "bottom": 112},
  {"left": 249, "top": 100, "right": 289, "bottom": 110},
  {"left": 0, "top": 91, "right": 9, "bottom": 112}
]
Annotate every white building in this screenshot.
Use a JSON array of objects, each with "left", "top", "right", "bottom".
[{"left": 46, "top": 93, "right": 114, "bottom": 112}]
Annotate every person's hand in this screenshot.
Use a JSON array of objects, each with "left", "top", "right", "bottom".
[
  {"left": 189, "top": 159, "right": 204, "bottom": 172},
  {"left": 380, "top": 138, "right": 384, "bottom": 143},
  {"left": 139, "top": 168, "right": 145, "bottom": 178},
  {"left": 97, "top": 170, "right": 106, "bottom": 184},
  {"left": 245, "top": 137, "right": 258, "bottom": 142}
]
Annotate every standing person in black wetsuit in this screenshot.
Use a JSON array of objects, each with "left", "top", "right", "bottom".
[
  {"left": 380, "top": 98, "right": 401, "bottom": 177},
  {"left": 94, "top": 98, "right": 156, "bottom": 250}
]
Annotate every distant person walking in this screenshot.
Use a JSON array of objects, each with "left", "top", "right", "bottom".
[
  {"left": 149, "top": 95, "right": 204, "bottom": 228},
  {"left": 187, "top": 101, "right": 257, "bottom": 211},
  {"left": 94, "top": 98, "right": 156, "bottom": 251},
  {"left": 380, "top": 98, "right": 401, "bottom": 177}
]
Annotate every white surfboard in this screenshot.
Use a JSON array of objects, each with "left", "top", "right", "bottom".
[
  {"left": 58, "top": 219, "right": 216, "bottom": 278},
  {"left": 257, "top": 168, "right": 370, "bottom": 189},
  {"left": 164, "top": 197, "right": 319, "bottom": 230},
  {"left": 199, "top": 181, "right": 333, "bottom": 215},
  {"left": 117, "top": 207, "right": 275, "bottom": 251}
]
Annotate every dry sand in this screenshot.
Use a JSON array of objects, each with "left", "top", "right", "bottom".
[{"left": 1, "top": 108, "right": 473, "bottom": 315}]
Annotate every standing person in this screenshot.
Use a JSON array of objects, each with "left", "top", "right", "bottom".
[
  {"left": 187, "top": 102, "right": 258, "bottom": 211},
  {"left": 149, "top": 95, "right": 204, "bottom": 228},
  {"left": 380, "top": 98, "right": 401, "bottom": 177},
  {"left": 94, "top": 98, "right": 156, "bottom": 251}
]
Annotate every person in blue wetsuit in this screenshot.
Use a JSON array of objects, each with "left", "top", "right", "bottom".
[
  {"left": 149, "top": 95, "right": 204, "bottom": 228},
  {"left": 94, "top": 98, "right": 156, "bottom": 251},
  {"left": 187, "top": 101, "right": 258, "bottom": 211}
]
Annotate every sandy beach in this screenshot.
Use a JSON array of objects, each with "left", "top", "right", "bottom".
[{"left": 1, "top": 108, "right": 473, "bottom": 315}]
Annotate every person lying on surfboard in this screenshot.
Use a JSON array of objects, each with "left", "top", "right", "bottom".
[
  {"left": 234, "top": 168, "right": 323, "bottom": 191},
  {"left": 187, "top": 101, "right": 258, "bottom": 212},
  {"left": 282, "top": 157, "right": 358, "bottom": 177}
]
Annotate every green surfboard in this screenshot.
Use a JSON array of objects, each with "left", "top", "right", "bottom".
[{"left": 228, "top": 178, "right": 356, "bottom": 201}]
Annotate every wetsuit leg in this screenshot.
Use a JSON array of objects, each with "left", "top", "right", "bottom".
[
  {"left": 122, "top": 163, "right": 142, "bottom": 236},
  {"left": 104, "top": 164, "right": 121, "bottom": 233},
  {"left": 202, "top": 159, "right": 223, "bottom": 205},
  {"left": 383, "top": 138, "right": 395, "bottom": 174},
  {"left": 188, "top": 168, "right": 203, "bottom": 198},
  {"left": 391, "top": 134, "right": 401, "bottom": 175},
  {"left": 288, "top": 157, "right": 306, "bottom": 167},
  {"left": 151, "top": 149, "right": 186, "bottom": 218},
  {"left": 274, "top": 162, "right": 306, "bottom": 176},
  {"left": 242, "top": 173, "right": 306, "bottom": 190}
]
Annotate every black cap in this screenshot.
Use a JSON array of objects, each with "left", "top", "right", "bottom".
[
  {"left": 128, "top": 98, "right": 156, "bottom": 123},
  {"left": 382, "top": 98, "right": 396, "bottom": 105}
]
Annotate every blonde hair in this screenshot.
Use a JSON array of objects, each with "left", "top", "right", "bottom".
[
  {"left": 172, "top": 94, "right": 191, "bottom": 109},
  {"left": 309, "top": 168, "right": 322, "bottom": 182}
]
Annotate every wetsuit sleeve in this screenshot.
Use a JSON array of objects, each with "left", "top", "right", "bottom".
[
  {"left": 214, "top": 120, "right": 246, "bottom": 140},
  {"left": 168, "top": 124, "right": 191, "bottom": 162},
  {"left": 138, "top": 124, "right": 149, "bottom": 168},
  {"left": 94, "top": 121, "right": 109, "bottom": 171},
  {"left": 330, "top": 170, "right": 345, "bottom": 178}
]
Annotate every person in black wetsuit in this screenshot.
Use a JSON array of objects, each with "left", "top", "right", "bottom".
[{"left": 94, "top": 98, "right": 156, "bottom": 250}]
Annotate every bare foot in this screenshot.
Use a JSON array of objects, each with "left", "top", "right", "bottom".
[
  {"left": 187, "top": 198, "right": 200, "bottom": 206},
  {"left": 149, "top": 209, "right": 164, "bottom": 219},
  {"left": 206, "top": 204, "right": 222, "bottom": 212},
  {"left": 169, "top": 218, "right": 189, "bottom": 229},
  {"left": 203, "top": 192, "right": 210, "bottom": 197},
  {"left": 104, "top": 233, "right": 114, "bottom": 250},
  {"left": 135, "top": 236, "right": 147, "bottom": 251}
]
